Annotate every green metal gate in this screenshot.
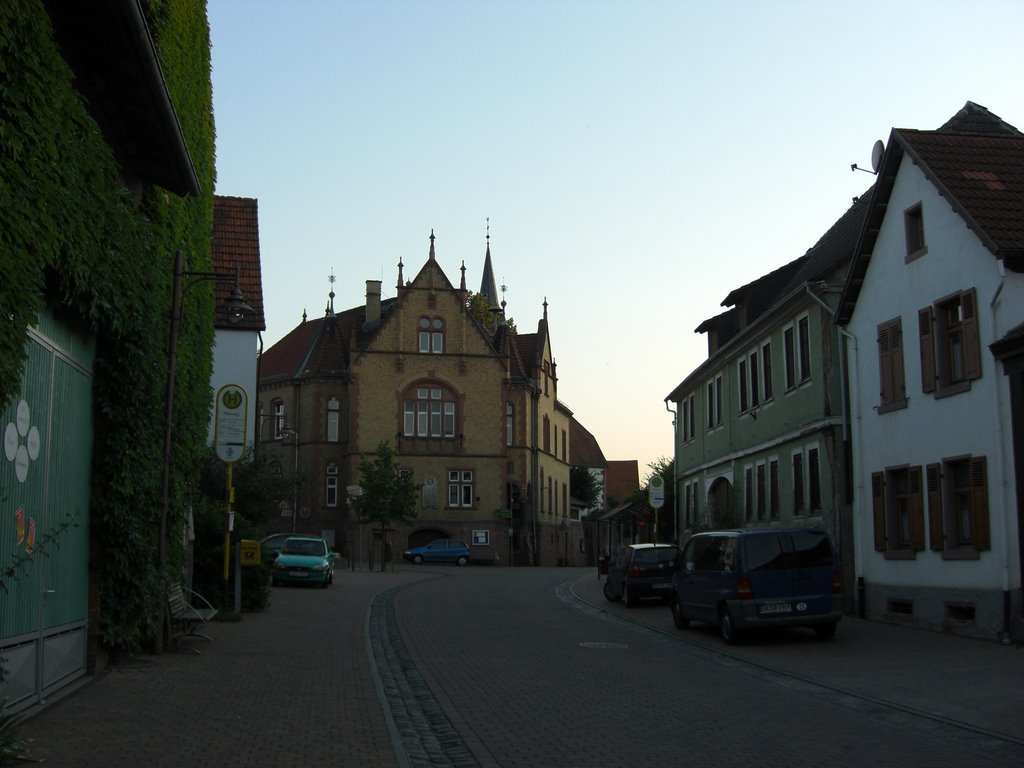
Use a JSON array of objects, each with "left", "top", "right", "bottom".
[{"left": 0, "top": 308, "right": 94, "bottom": 712}]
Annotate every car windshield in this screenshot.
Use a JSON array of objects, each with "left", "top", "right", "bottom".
[
  {"left": 632, "top": 547, "right": 679, "bottom": 565},
  {"left": 282, "top": 539, "right": 326, "bottom": 556}
]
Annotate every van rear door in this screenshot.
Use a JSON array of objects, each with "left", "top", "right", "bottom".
[
  {"left": 742, "top": 533, "right": 795, "bottom": 618},
  {"left": 786, "top": 530, "right": 836, "bottom": 617}
]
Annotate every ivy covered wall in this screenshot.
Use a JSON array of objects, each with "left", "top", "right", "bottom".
[{"left": 0, "top": 0, "right": 217, "bottom": 650}]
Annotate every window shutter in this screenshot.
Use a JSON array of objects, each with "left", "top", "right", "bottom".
[
  {"left": 891, "top": 320, "right": 906, "bottom": 399},
  {"left": 918, "top": 307, "right": 936, "bottom": 393},
  {"left": 878, "top": 323, "right": 892, "bottom": 403},
  {"left": 872, "top": 472, "right": 886, "bottom": 551},
  {"left": 961, "top": 289, "right": 982, "bottom": 381},
  {"left": 909, "top": 466, "right": 925, "bottom": 551},
  {"left": 970, "top": 456, "right": 990, "bottom": 550},
  {"left": 926, "top": 463, "right": 943, "bottom": 551}
]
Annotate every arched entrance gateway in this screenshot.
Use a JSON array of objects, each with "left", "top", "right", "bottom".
[{"left": 707, "top": 476, "right": 737, "bottom": 528}]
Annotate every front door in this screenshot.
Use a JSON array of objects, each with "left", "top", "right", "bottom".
[{"left": 0, "top": 308, "right": 94, "bottom": 712}]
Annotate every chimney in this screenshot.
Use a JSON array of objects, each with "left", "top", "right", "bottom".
[{"left": 366, "top": 280, "right": 382, "bottom": 324}]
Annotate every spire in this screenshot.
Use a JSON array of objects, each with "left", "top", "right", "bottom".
[
  {"left": 543, "top": 296, "right": 548, "bottom": 322},
  {"left": 326, "top": 271, "right": 336, "bottom": 316},
  {"left": 460, "top": 260, "right": 467, "bottom": 291},
  {"left": 397, "top": 257, "right": 404, "bottom": 291},
  {"left": 480, "top": 219, "right": 499, "bottom": 307},
  {"left": 428, "top": 229, "right": 436, "bottom": 261}
]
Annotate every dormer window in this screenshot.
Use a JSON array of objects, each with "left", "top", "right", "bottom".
[
  {"left": 418, "top": 317, "right": 445, "bottom": 353},
  {"left": 905, "top": 203, "right": 927, "bottom": 261}
]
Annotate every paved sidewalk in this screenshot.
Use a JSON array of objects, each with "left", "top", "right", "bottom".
[
  {"left": 16, "top": 569, "right": 427, "bottom": 768},
  {"left": 572, "top": 572, "right": 1024, "bottom": 745}
]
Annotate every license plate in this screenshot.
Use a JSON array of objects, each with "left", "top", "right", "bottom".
[
  {"left": 759, "top": 601, "right": 792, "bottom": 615},
  {"left": 654, "top": 582, "right": 671, "bottom": 590},
  {"left": 289, "top": 571, "right": 306, "bottom": 578}
]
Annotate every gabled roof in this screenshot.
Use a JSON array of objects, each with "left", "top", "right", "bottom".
[
  {"left": 605, "top": 460, "right": 640, "bottom": 503},
  {"left": 260, "top": 299, "right": 398, "bottom": 383},
  {"left": 212, "top": 196, "right": 266, "bottom": 332},
  {"left": 836, "top": 103, "right": 1024, "bottom": 324},
  {"left": 570, "top": 418, "right": 607, "bottom": 468},
  {"left": 667, "top": 193, "right": 869, "bottom": 402}
]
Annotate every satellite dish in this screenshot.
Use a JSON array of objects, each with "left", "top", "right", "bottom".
[{"left": 870, "top": 139, "right": 885, "bottom": 173}]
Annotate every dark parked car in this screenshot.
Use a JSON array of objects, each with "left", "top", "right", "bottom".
[
  {"left": 603, "top": 543, "right": 681, "bottom": 607},
  {"left": 670, "top": 527, "right": 842, "bottom": 644},
  {"left": 402, "top": 539, "right": 470, "bottom": 566}
]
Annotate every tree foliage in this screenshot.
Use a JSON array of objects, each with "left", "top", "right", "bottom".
[
  {"left": 570, "top": 466, "right": 601, "bottom": 511},
  {"left": 351, "top": 442, "right": 419, "bottom": 530}
]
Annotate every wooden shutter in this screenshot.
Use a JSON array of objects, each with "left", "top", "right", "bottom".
[
  {"left": 872, "top": 472, "right": 886, "bottom": 551},
  {"left": 926, "top": 463, "right": 943, "bottom": 551},
  {"left": 891, "top": 320, "right": 906, "bottom": 399},
  {"left": 961, "top": 289, "right": 982, "bottom": 381},
  {"left": 878, "top": 323, "right": 893, "bottom": 404},
  {"left": 909, "top": 466, "right": 925, "bottom": 551},
  {"left": 919, "top": 307, "right": 936, "bottom": 393},
  {"left": 970, "top": 456, "right": 990, "bottom": 550}
]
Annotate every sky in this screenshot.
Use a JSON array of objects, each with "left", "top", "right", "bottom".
[{"left": 207, "top": 0, "right": 1024, "bottom": 477}]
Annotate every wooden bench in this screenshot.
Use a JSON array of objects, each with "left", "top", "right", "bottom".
[{"left": 167, "top": 584, "right": 217, "bottom": 652}]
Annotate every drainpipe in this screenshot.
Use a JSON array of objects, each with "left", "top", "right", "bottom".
[
  {"left": 665, "top": 400, "right": 679, "bottom": 545},
  {"left": 989, "top": 258, "right": 1012, "bottom": 643}
]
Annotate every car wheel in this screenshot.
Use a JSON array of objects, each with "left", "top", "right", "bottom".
[
  {"left": 412, "top": 555, "right": 423, "bottom": 564},
  {"left": 603, "top": 580, "right": 618, "bottom": 602},
  {"left": 322, "top": 577, "right": 329, "bottom": 589},
  {"left": 671, "top": 595, "right": 690, "bottom": 630},
  {"left": 719, "top": 606, "right": 739, "bottom": 645},
  {"left": 271, "top": 578, "right": 278, "bottom": 587},
  {"left": 622, "top": 585, "right": 634, "bottom": 608},
  {"left": 814, "top": 622, "right": 837, "bottom": 641},
  {"left": 456, "top": 555, "right": 468, "bottom": 567}
]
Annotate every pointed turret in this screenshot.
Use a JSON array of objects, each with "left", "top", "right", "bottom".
[{"left": 480, "top": 223, "right": 499, "bottom": 308}]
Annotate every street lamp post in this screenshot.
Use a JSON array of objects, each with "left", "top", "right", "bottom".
[
  {"left": 280, "top": 426, "right": 299, "bottom": 532},
  {"left": 155, "top": 249, "right": 252, "bottom": 654}
]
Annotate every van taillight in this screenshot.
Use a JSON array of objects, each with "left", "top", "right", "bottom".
[
  {"left": 628, "top": 566, "right": 640, "bottom": 578},
  {"left": 737, "top": 577, "right": 753, "bottom": 600},
  {"left": 832, "top": 571, "right": 842, "bottom": 594}
]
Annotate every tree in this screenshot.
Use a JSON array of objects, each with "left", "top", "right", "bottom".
[
  {"left": 570, "top": 466, "right": 601, "bottom": 511},
  {"left": 465, "top": 291, "right": 517, "bottom": 334},
  {"left": 351, "top": 442, "right": 418, "bottom": 571}
]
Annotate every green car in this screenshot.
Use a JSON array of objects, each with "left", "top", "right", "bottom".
[{"left": 271, "top": 536, "right": 337, "bottom": 588}]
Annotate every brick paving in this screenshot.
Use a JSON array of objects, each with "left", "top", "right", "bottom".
[{"left": 14, "top": 566, "right": 1024, "bottom": 767}]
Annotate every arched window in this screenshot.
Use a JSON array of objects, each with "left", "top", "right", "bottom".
[
  {"left": 403, "top": 383, "right": 457, "bottom": 438},
  {"left": 271, "top": 400, "right": 285, "bottom": 439}
]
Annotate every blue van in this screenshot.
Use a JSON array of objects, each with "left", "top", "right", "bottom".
[{"left": 670, "top": 528, "right": 842, "bottom": 644}]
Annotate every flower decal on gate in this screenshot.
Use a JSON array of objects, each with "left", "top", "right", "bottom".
[{"left": 3, "top": 399, "right": 42, "bottom": 483}]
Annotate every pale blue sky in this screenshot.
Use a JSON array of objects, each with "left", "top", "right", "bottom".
[{"left": 208, "top": 0, "right": 1024, "bottom": 475}]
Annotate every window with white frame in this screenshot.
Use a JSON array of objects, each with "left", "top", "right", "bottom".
[
  {"left": 403, "top": 384, "right": 457, "bottom": 438},
  {"left": 325, "top": 463, "right": 338, "bottom": 507},
  {"left": 808, "top": 446, "right": 821, "bottom": 513},
  {"left": 706, "top": 375, "right": 722, "bottom": 429},
  {"left": 744, "top": 466, "right": 753, "bottom": 522},
  {"left": 792, "top": 450, "right": 805, "bottom": 516},
  {"left": 738, "top": 358, "right": 748, "bottom": 413},
  {"left": 272, "top": 400, "right": 285, "bottom": 439},
  {"left": 798, "top": 315, "right": 811, "bottom": 383},
  {"left": 761, "top": 341, "right": 773, "bottom": 401},
  {"left": 769, "top": 458, "right": 779, "bottom": 520},
  {"left": 418, "top": 317, "right": 445, "bottom": 354},
  {"left": 327, "top": 397, "right": 340, "bottom": 442},
  {"left": 448, "top": 470, "right": 474, "bottom": 507}
]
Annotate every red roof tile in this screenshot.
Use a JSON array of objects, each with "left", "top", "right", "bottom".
[
  {"left": 605, "top": 459, "right": 640, "bottom": 503},
  {"left": 212, "top": 196, "right": 266, "bottom": 331}
]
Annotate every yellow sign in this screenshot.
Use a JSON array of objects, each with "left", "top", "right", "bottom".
[{"left": 240, "top": 539, "right": 260, "bottom": 567}]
